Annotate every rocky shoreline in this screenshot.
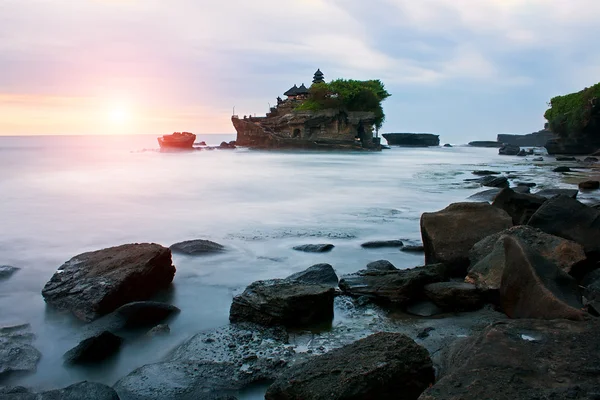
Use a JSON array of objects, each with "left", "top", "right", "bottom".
[{"left": 2, "top": 154, "right": 600, "bottom": 399}]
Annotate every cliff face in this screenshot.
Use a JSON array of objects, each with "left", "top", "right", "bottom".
[
  {"left": 382, "top": 133, "right": 440, "bottom": 147},
  {"left": 232, "top": 109, "right": 379, "bottom": 150},
  {"left": 497, "top": 130, "right": 556, "bottom": 147}
]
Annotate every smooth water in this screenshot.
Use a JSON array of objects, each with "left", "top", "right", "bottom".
[{"left": 0, "top": 134, "right": 583, "bottom": 392}]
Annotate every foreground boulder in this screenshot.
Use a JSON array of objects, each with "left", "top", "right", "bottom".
[
  {"left": 229, "top": 280, "right": 335, "bottom": 327},
  {"left": 420, "top": 203, "right": 512, "bottom": 276},
  {"left": 42, "top": 243, "right": 175, "bottom": 322},
  {"left": 467, "top": 226, "right": 586, "bottom": 291},
  {"left": 528, "top": 195, "right": 600, "bottom": 257},
  {"left": 339, "top": 264, "right": 448, "bottom": 305},
  {"left": 366, "top": 260, "right": 398, "bottom": 271},
  {"left": 265, "top": 332, "right": 435, "bottom": 400},
  {"left": 0, "top": 324, "right": 41, "bottom": 379},
  {"left": 467, "top": 186, "right": 530, "bottom": 202},
  {"left": 500, "top": 236, "right": 587, "bottom": 320},
  {"left": 63, "top": 331, "right": 123, "bottom": 365},
  {"left": 286, "top": 263, "right": 338, "bottom": 287},
  {"left": 169, "top": 239, "right": 225, "bottom": 255},
  {"left": 423, "top": 282, "right": 483, "bottom": 311},
  {"left": 419, "top": 319, "right": 600, "bottom": 400},
  {"left": 534, "top": 188, "right": 578, "bottom": 199},
  {"left": 292, "top": 244, "right": 334, "bottom": 253},
  {"left": 491, "top": 188, "right": 546, "bottom": 225},
  {"left": 0, "top": 381, "right": 120, "bottom": 400}
]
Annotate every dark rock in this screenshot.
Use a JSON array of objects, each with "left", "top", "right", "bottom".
[
  {"left": 443, "top": 143, "right": 452, "bottom": 147},
  {"left": 265, "top": 332, "right": 435, "bottom": 400},
  {"left": 382, "top": 133, "right": 440, "bottom": 147},
  {"left": 500, "top": 236, "right": 586, "bottom": 320},
  {"left": 229, "top": 280, "right": 335, "bottom": 327},
  {"left": 582, "top": 269, "right": 600, "bottom": 303},
  {"left": 292, "top": 244, "right": 334, "bottom": 253},
  {"left": 401, "top": 245, "right": 425, "bottom": 253},
  {"left": 468, "top": 141, "right": 502, "bottom": 148},
  {"left": 169, "top": 239, "right": 225, "bottom": 255},
  {"left": 470, "top": 175, "right": 509, "bottom": 188},
  {"left": 468, "top": 187, "right": 531, "bottom": 202},
  {"left": 534, "top": 188, "right": 578, "bottom": 199},
  {"left": 32, "top": 382, "right": 120, "bottom": 400},
  {"left": 0, "top": 386, "right": 36, "bottom": 400},
  {"left": 360, "top": 239, "right": 404, "bottom": 248},
  {"left": 467, "top": 226, "right": 586, "bottom": 291},
  {"left": 579, "top": 180, "right": 600, "bottom": 190},
  {"left": 146, "top": 324, "right": 170, "bottom": 337},
  {"left": 418, "top": 319, "right": 600, "bottom": 400},
  {"left": 366, "top": 260, "right": 397, "bottom": 271},
  {"left": 556, "top": 156, "right": 577, "bottom": 161},
  {"left": 491, "top": 187, "right": 547, "bottom": 225},
  {"left": 0, "top": 324, "right": 41, "bottom": 379},
  {"left": 498, "top": 143, "right": 520, "bottom": 155},
  {"left": 219, "top": 141, "right": 236, "bottom": 149},
  {"left": 0, "top": 265, "right": 19, "bottom": 280},
  {"left": 497, "top": 130, "right": 556, "bottom": 147},
  {"left": 532, "top": 157, "right": 544, "bottom": 161},
  {"left": 406, "top": 301, "right": 444, "bottom": 317},
  {"left": 416, "top": 327, "right": 435, "bottom": 339},
  {"left": 196, "top": 141, "right": 207, "bottom": 146},
  {"left": 339, "top": 264, "right": 448, "bottom": 305},
  {"left": 63, "top": 331, "right": 123, "bottom": 365},
  {"left": 471, "top": 170, "right": 500, "bottom": 176},
  {"left": 553, "top": 166, "right": 571, "bottom": 172},
  {"left": 515, "top": 181, "right": 536, "bottom": 187},
  {"left": 286, "top": 263, "right": 338, "bottom": 286},
  {"left": 584, "top": 156, "right": 599, "bottom": 163},
  {"left": 41, "top": 243, "right": 176, "bottom": 322},
  {"left": 424, "top": 282, "right": 483, "bottom": 311},
  {"left": 528, "top": 195, "right": 600, "bottom": 256},
  {"left": 420, "top": 202, "right": 512, "bottom": 276},
  {"left": 516, "top": 149, "right": 527, "bottom": 156},
  {"left": 545, "top": 138, "right": 599, "bottom": 155}
]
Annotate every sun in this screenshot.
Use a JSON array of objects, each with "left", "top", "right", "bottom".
[{"left": 107, "top": 102, "right": 131, "bottom": 125}]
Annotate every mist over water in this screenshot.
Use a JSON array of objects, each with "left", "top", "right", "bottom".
[{"left": 0, "top": 134, "right": 580, "bottom": 393}]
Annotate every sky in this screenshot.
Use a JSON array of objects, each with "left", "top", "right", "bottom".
[{"left": 1, "top": 0, "right": 599, "bottom": 143}]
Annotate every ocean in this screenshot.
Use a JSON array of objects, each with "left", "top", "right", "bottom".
[{"left": 0, "top": 134, "right": 589, "bottom": 396}]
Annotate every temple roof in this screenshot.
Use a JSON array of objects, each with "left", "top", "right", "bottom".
[
  {"left": 284, "top": 84, "right": 299, "bottom": 96},
  {"left": 313, "top": 69, "right": 325, "bottom": 84},
  {"left": 296, "top": 84, "right": 309, "bottom": 94}
]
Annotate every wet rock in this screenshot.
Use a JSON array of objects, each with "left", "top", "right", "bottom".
[
  {"left": 0, "top": 324, "right": 41, "bottom": 380},
  {"left": 468, "top": 186, "right": 531, "bottom": 202},
  {"left": 146, "top": 324, "right": 170, "bottom": 337},
  {"left": 471, "top": 175, "right": 509, "bottom": 188},
  {"left": 170, "top": 239, "right": 225, "bottom": 255},
  {"left": 528, "top": 195, "right": 600, "bottom": 256},
  {"left": 219, "top": 141, "right": 236, "bottom": 149},
  {"left": 467, "top": 226, "right": 586, "bottom": 291},
  {"left": 265, "top": 332, "right": 435, "bottom": 400},
  {"left": 515, "top": 181, "right": 536, "bottom": 187},
  {"left": 360, "top": 239, "right": 404, "bottom": 248},
  {"left": 420, "top": 202, "right": 512, "bottom": 276},
  {"left": 499, "top": 144, "right": 520, "bottom": 155},
  {"left": 366, "top": 260, "right": 398, "bottom": 271},
  {"left": 11, "top": 382, "right": 121, "bottom": 400},
  {"left": 406, "top": 301, "right": 444, "bottom": 317},
  {"left": 401, "top": 245, "right": 425, "bottom": 253},
  {"left": 292, "top": 244, "right": 334, "bottom": 253},
  {"left": 41, "top": 243, "right": 176, "bottom": 322},
  {"left": 584, "top": 156, "right": 599, "bottom": 163},
  {"left": 339, "top": 264, "right": 448, "bottom": 305},
  {"left": 532, "top": 157, "right": 544, "bottom": 161},
  {"left": 443, "top": 143, "right": 452, "bottom": 147},
  {"left": 491, "top": 187, "right": 547, "bottom": 225},
  {"left": 0, "top": 386, "right": 36, "bottom": 400},
  {"left": 229, "top": 280, "right": 335, "bottom": 327},
  {"left": 556, "top": 156, "right": 577, "bottom": 161},
  {"left": 424, "top": 282, "right": 483, "bottom": 311},
  {"left": 472, "top": 170, "right": 500, "bottom": 176},
  {"left": 534, "top": 188, "right": 578, "bottom": 199},
  {"left": 416, "top": 327, "right": 435, "bottom": 339},
  {"left": 516, "top": 149, "right": 527, "bottom": 156},
  {"left": 579, "top": 180, "right": 600, "bottom": 190},
  {"left": 500, "top": 236, "right": 586, "bottom": 320},
  {"left": 286, "top": 263, "right": 338, "bottom": 287},
  {"left": 0, "top": 265, "right": 19, "bottom": 280},
  {"left": 553, "top": 166, "right": 571, "bottom": 172},
  {"left": 63, "top": 331, "right": 123, "bottom": 365},
  {"left": 418, "top": 319, "right": 600, "bottom": 400}
]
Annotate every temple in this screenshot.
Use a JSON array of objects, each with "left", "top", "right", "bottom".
[{"left": 231, "top": 69, "right": 381, "bottom": 150}]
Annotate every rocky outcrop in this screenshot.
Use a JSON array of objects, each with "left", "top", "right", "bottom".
[
  {"left": 545, "top": 138, "right": 599, "bottom": 155},
  {"left": 1, "top": 382, "right": 120, "bottom": 400},
  {"left": 423, "top": 282, "right": 483, "bottom": 311},
  {"left": 534, "top": 188, "right": 578, "bottom": 199},
  {"left": 63, "top": 331, "right": 123, "bottom": 365},
  {"left": 338, "top": 264, "right": 448, "bottom": 304},
  {"left": 0, "top": 324, "right": 41, "bottom": 379},
  {"left": 498, "top": 143, "right": 520, "bottom": 155},
  {"left": 229, "top": 279, "right": 335, "bottom": 327},
  {"left": 382, "top": 133, "right": 440, "bottom": 147},
  {"left": 265, "top": 332, "right": 435, "bottom": 400},
  {"left": 528, "top": 195, "right": 600, "bottom": 257},
  {"left": 491, "top": 188, "right": 547, "bottom": 225},
  {"left": 292, "top": 244, "right": 334, "bottom": 253},
  {"left": 169, "top": 239, "right": 225, "bottom": 255},
  {"left": 468, "top": 141, "right": 502, "bottom": 148},
  {"left": 418, "top": 319, "right": 600, "bottom": 400},
  {"left": 0, "top": 265, "right": 19, "bottom": 280},
  {"left": 41, "top": 243, "right": 176, "bottom": 322},
  {"left": 500, "top": 236, "right": 587, "bottom": 320},
  {"left": 420, "top": 202, "right": 513, "bottom": 276},
  {"left": 467, "top": 226, "right": 586, "bottom": 291},
  {"left": 497, "top": 129, "right": 556, "bottom": 147},
  {"left": 286, "top": 263, "right": 339, "bottom": 287}
]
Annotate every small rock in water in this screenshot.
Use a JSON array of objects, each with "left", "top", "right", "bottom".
[
  {"left": 532, "top": 157, "right": 544, "bottom": 161},
  {"left": 63, "top": 331, "right": 123, "bottom": 365},
  {"left": 146, "top": 324, "right": 170, "bottom": 337},
  {"left": 0, "top": 265, "right": 19, "bottom": 280},
  {"left": 292, "top": 244, "right": 334, "bottom": 253},
  {"left": 472, "top": 170, "right": 500, "bottom": 176},
  {"left": 556, "top": 156, "right": 577, "bottom": 161},
  {"left": 584, "top": 157, "right": 598, "bottom": 163},
  {"left": 170, "top": 239, "right": 225, "bottom": 255},
  {"left": 444, "top": 143, "right": 453, "bottom": 147},
  {"left": 417, "top": 327, "right": 435, "bottom": 339},
  {"left": 360, "top": 239, "right": 404, "bottom": 248},
  {"left": 515, "top": 182, "right": 536, "bottom": 188},
  {"left": 553, "top": 166, "right": 571, "bottom": 172},
  {"left": 400, "top": 245, "right": 425, "bottom": 253},
  {"left": 366, "top": 260, "right": 398, "bottom": 271},
  {"left": 579, "top": 180, "right": 600, "bottom": 190}
]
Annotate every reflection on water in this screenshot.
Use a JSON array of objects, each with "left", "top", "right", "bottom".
[{"left": 0, "top": 134, "right": 587, "bottom": 393}]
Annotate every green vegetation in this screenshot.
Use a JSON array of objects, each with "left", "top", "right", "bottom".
[
  {"left": 295, "top": 79, "right": 391, "bottom": 130},
  {"left": 544, "top": 82, "right": 600, "bottom": 138}
]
